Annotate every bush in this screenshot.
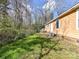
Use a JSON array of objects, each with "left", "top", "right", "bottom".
[
  {"left": 0, "top": 14, "right": 17, "bottom": 45},
  {"left": 0, "top": 28, "right": 18, "bottom": 44},
  {"left": 32, "top": 24, "right": 44, "bottom": 33},
  {"left": 0, "top": 13, "right": 36, "bottom": 46}
]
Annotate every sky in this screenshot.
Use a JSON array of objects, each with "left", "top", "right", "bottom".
[
  {"left": 29, "top": 0, "right": 79, "bottom": 12},
  {"left": 7, "top": 0, "right": 79, "bottom": 20},
  {"left": 28, "top": 0, "right": 78, "bottom": 19},
  {"left": 65, "top": 0, "right": 79, "bottom": 8},
  {"left": 29, "top": 0, "right": 46, "bottom": 9}
]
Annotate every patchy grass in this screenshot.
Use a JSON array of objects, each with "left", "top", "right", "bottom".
[{"left": 0, "top": 34, "right": 79, "bottom": 59}]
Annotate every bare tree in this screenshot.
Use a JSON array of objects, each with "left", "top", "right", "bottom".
[
  {"left": 7, "top": 0, "right": 32, "bottom": 28},
  {"left": 42, "top": 0, "right": 56, "bottom": 24}
]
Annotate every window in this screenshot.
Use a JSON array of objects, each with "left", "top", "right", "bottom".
[
  {"left": 56, "top": 19, "right": 60, "bottom": 28},
  {"left": 76, "top": 9, "right": 79, "bottom": 30}
]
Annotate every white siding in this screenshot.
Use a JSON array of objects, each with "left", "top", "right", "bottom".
[
  {"left": 76, "top": 9, "right": 79, "bottom": 30},
  {"left": 49, "top": 23, "right": 53, "bottom": 33}
]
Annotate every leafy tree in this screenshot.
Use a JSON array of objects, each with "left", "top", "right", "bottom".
[{"left": 0, "top": 0, "right": 7, "bottom": 4}]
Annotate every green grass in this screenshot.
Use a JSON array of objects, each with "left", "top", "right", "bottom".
[{"left": 0, "top": 34, "right": 79, "bottom": 59}]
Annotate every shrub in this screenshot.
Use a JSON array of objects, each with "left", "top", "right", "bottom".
[
  {"left": 0, "top": 14, "right": 18, "bottom": 45},
  {"left": 0, "top": 13, "right": 36, "bottom": 46},
  {"left": 32, "top": 24, "right": 44, "bottom": 33}
]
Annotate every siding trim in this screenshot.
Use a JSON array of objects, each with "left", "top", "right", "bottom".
[
  {"left": 76, "top": 9, "right": 79, "bottom": 30},
  {"left": 50, "top": 23, "right": 53, "bottom": 33}
]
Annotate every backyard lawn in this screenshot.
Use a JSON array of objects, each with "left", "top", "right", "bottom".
[{"left": 0, "top": 34, "right": 79, "bottom": 59}]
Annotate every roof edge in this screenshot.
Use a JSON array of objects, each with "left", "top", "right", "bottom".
[{"left": 45, "top": 3, "right": 79, "bottom": 25}]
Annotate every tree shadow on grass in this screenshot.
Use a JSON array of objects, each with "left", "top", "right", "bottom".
[
  {"left": 22, "top": 36, "right": 62, "bottom": 59},
  {"left": 0, "top": 35, "right": 62, "bottom": 59},
  {"left": 35, "top": 37, "right": 60, "bottom": 59}
]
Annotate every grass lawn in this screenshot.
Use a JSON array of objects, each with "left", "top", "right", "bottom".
[{"left": 0, "top": 34, "right": 79, "bottom": 59}]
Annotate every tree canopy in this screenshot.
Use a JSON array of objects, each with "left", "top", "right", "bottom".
[{"left": 0, "top": 0, "right": 7, "bottom": 4}]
